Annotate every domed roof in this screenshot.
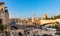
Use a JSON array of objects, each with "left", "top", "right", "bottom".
[
  {"left": 42, "top": 13, "right": 47, "bottom": 18},
  {"left": 43, "top": 13, "right": 47, "bottom": 16}
]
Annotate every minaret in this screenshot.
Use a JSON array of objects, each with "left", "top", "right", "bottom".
[{"left": 32, "top": 14, "right": 35, "bottom": 23}]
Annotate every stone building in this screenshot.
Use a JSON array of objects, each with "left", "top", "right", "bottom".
[{"left": 0, "top": 2, "right": 9, "bottom": 25}]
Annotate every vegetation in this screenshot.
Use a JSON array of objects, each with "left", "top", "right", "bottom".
[
  {"left": 0, "top": 24, "right": 7, "bottom": 32},
  {"left": 45, "top": 14, "right": 60, "bottom": 20},
  {"left": 54, "top": 15, "right": 60, "bottom": 19}
]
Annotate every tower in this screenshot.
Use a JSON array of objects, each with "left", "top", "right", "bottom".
[
  {"left": 32, "top": 14, "right": 35, "bottom": 22},
  {"left": 0, "top": 2, "right": 9, "bottom": 25}
]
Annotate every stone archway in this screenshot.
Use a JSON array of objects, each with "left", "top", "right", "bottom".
[
  {"left": 19, "top": 32, "right": 23, "bottom": 36},
  {"left": 16, "top": 29, "right": 24, "bottom": 36}
]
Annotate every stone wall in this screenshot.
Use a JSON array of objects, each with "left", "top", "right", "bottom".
[{"left": 40, "top": 20, "right": 56, "bottom": 25}]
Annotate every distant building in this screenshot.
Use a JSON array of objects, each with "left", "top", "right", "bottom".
[
  {"left": 0, "top": 2, "right": 9, "bottom": 25},
  {"left": 9, "top": 13, "right": 42, "bottom": 25},
  {"left": 42, "top": 13, "right": 48, "bottom": 20}
]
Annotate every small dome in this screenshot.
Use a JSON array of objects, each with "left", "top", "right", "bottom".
[{"left": 43, "top": 14, "right": 47, "bottom": 16}]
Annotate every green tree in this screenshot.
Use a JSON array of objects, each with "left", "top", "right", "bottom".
[
  {"left": 54, "top": 15, "right": 60, "bottom": 19},
  {"left": 0, "top": 24, "right": 7, "bottom": 32}
]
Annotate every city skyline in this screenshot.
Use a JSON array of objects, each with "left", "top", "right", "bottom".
[{"left": 0, "top": 0, "right": 60, "bottom": 18}]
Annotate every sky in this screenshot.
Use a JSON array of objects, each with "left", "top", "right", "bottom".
[{"left": 0, "top": 0, "right": 60, "bottom": 18}]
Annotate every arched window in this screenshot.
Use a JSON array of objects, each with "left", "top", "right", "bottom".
[
  {"left": 1, "top": 8, "right": 3, "bottom": 11},
  {"left": 19, "top": 32, "right": 22, "bottom": 36}
]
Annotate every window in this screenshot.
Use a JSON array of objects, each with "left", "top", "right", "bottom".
[
  {"left": 1, "top": 8, "right": 3, "bottom": 11},
  {"left": 19, "top": 33, "right": 22, "bottom": 36}
]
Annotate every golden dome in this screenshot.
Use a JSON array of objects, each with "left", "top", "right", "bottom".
[
  {"left": 42, "top": 13, "right": 47, "bottom": 19},
  {"left": 43, "top": 14, "right": 47, "bottom": 16}
]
